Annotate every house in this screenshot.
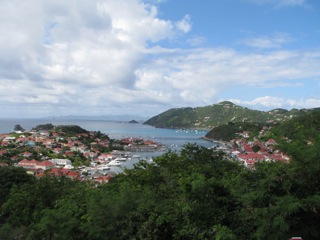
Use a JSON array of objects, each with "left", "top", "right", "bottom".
[
  {"left": 52, "top": 147, "right": 63, "bottom": 154},
  {"left": 36, "top": 160, "right": 55, "bottom": 170},
  {"left": 265, "top": 138, "right": 277, "bottom": 146},
  {"left": 237, "top": 153, "right": 266, "bottom": 162},
  {"left": 244, "top": 159, "right": 256, "bottom": 169},
  {"left": 95, "top": 175, "right": 111, "bottom": 184},
  {"left": 17, "top": 159, "right": 39, "bottom": 169},
  {"left": 49, "top": 158, "right": 72, "bottom": 166},
  {"left": 48, "top": 168, "right": 70, "bottom": 177},
  {"left": 66, "top": 171, "right": 80, "bottom": 180}
]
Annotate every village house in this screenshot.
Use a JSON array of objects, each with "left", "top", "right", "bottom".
[
  {"left": 36, "top": 160, "right": 55, "bottom": 170},
  {"left": 49, "top": 158, "right": 72, "bottom": 166}
]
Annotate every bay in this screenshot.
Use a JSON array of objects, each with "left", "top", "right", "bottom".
[
  {"left": 0, "top": 118, "right": 214, "bottom": 148},
  {"left": 0, "top": 118, "right": 216, "bottom": 172}
]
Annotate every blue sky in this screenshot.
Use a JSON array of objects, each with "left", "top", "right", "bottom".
[{"left": 0, "top": 0, "right": 319, "bottom": 118}]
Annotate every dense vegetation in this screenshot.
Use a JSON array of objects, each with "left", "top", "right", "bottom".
[
  {"left": 31, "top": 124, "right": 88, "bottom": 135},
  {"left": 54, "top": 125, "right": 88, "bottom": 135},
  {"left": 32, "top": 123, "right": 55, "bottom": 131},
  {"left": 205, "top": 122, "right": 265, "bottom": 141},
  {"left": 144, "top": 101, "right": 316, "bottom": 129},
  {"left": 1, "top": 112, "right": 320, "bottom": 239}
]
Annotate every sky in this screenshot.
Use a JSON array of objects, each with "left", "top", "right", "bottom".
[{"left": 0, "top": 0, "right": 320, "bottom": 118}]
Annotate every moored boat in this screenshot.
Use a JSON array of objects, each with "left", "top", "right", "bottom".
[{"left": 108, "top": 160, "right": 122, "bottom": 166}]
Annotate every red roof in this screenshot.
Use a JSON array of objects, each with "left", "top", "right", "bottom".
[
  {"left": 238, "top": 153, "right": 265, "bottom": 160},
  {"left": 37, "top": 160, "right": 54, "bottom": 166},
  {"left": 67, "top": 172, "right": 80, "bottom": 178}
]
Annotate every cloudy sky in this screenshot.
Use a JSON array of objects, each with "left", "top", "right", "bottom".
[{"left": 1, "top": 0, "right": 319, "bottom": 118}]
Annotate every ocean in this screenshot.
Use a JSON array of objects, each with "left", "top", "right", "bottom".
[
  {"left": 0, "top": 118, "right": 217, "bottom": 172},
  {"left": 0, "top": 118, "right": 214, "bottom": 149}
]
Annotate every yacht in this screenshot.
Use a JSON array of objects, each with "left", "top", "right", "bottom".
[
  {"left": 108, "top": 160, "right": 122, "bottom": 166},
  {"left": 97, "top": 165, "right": 111, "bottom": 171}
]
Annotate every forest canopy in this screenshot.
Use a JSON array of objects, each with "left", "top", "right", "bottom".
[{"left": 1, "top": 111, "right": 320, "bottom": 239}]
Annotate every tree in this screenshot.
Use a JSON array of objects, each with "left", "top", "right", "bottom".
[
  {"left": 252, "top": 144, "right": 261, "bottom": 153},
  {"left": 0, "top": 167, "right": 34, "bottom": 206}
]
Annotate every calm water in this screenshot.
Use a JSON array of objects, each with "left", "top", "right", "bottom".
[
  {"left": 0, "top": 118, "right": 216, "bottom": 172},
  {"left": 0, "top": 118, "right": 213, "bottom": 149}
]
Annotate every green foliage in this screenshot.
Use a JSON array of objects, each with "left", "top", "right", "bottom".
[
  {"left": 0, "top": 167, "right": 35, "bottom": 206},
  {"left": 252, "top": 144, "right": 261, "bottom": 153},
  {"left": 55, "top": 125, "right": 88, "bottom": 135},
  {"left": 32, "top": 123, "right": 55, "bottom": 131},
  {"left": 143, "top": 101, "right": 316, "bottom": 129},
  {"left": 84, "top": 144, "right": 243, "bottom": 239},
  {"left": 1, "top": 122, "right": 320, "bottom": 240},
  {"left": 206, "top": 122, "right": 264, "bottom": 141}
]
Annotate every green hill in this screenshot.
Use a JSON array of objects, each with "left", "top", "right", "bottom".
[
  {"left": 204, "top": 108, "right": 320, "bottom": 142},
  {"left": 144, "top": 101, "right": 315, "bottom": 129},
  {"left": 205, "top": 122, "right": 264, "bottom": 141}
]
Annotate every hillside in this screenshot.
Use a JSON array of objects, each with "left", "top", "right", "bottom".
[
  {"left": 1, "top": 113, "right": 320, "bottom": 239},
  {"left": 205, "top": 122, "right": 264, "bottom": 141},
  {"left": 144, "top": 101, "right": 314, "bottom": 129}
]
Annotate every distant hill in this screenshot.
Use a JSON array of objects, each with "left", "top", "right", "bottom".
[
  {"left": 128, "top": 120, "right": 139, "bottom": 124},
  {"left": 45, "top": 115, "right": 147, "bottom": 122},
  {"left": 144, "top": 101, "right": 318, "bottom": 130}
]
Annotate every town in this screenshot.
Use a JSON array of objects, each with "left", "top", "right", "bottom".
[
  {"left": 0, "top": 122, "right": 292, "bottom": 183},
  {"left": 0, "top": 124, "right": 165, "bottom": 184},
  {"left": 222, "top": 131, "right": 290, "bottom": 169}
]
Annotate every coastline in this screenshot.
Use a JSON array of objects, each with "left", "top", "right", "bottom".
[{"left": 201, "top": 136, "right": 232, "bottom": 149}]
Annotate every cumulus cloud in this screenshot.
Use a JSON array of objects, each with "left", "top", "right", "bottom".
[
  {"left": 0, "top": 0, "right": 319, "bottom": 118},
  {"left": 134, "top": 48, "right": 320, "bottom": 108},
  {"left": 175, "top": 15, "right": 192, "bottom": 33},
  {"left": 0, "top": 0, "right": 192, "bottom": 117}
]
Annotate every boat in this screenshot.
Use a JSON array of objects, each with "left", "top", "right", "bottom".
[
  {"left": 97, "top": 165, "right": 111, "bottom": 171},
  {"left": 108, "top": 160, "right": 122, "bottom": 166}
]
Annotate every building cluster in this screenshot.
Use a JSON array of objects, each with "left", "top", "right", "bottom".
[
  {"left": 225, "top": 130, "right": 290, "bottom": 169},
  {"left": 0, "top": 128, "right": 163, "bottom": 184}
]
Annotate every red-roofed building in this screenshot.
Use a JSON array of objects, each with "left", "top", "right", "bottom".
[
  {"left": 66, "top": 171, "right": 80, "bottom": 180},
  {"left": 48, "top": 168, "right": 70, "bottom": 177},
  {"left": 22, "top": 151, "right": 32, "bottom": 158},
  {"left": 238, "top": 153, "right": 266, "bottom": 162},
  {"left": 244, "top": 159, "right": 256, "bottom": 169},
  {"left": 36, "top": 160, "right": 55, "bottom": 170},
  {"left": 64, "top": 151, "right": 74, "bottom": 157},
  {"left": 17, "top": 159, "right": 39, "bottom": 169},
  {"left": 95, "top": 175, "right": 111, "bottom": 184},
  {"left": 268, "top": 153, "right": 290, "bottom": 163},
  {"left": 265, "top": 138, "right": 277, "bottom": 146}
]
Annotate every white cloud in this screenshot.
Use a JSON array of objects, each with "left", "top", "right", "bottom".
[
  {"left": 134, "top": 48, "right": 320, "bottom": 108},
  {"left": 241, "top": 33, "right": 294, "bottom": 49},
  {"left": 187, "top": 36, "right": 207, "bottom": 46},
  {"left": 175, "top": 15, "right": 192, "bottom": 33},
  {"left": 0, "top": 0, "right": 319, "bottom": 118},
  {"left": 229, "top": 96, "right": 320, "bottom": 110}
]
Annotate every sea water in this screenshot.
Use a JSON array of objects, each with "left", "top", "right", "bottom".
[
  {"left": 0, "top": 118, "right": 215, "bottom": 171},
  {"left": 0, "top": 118, "right": 213, "bottom": 148}
]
